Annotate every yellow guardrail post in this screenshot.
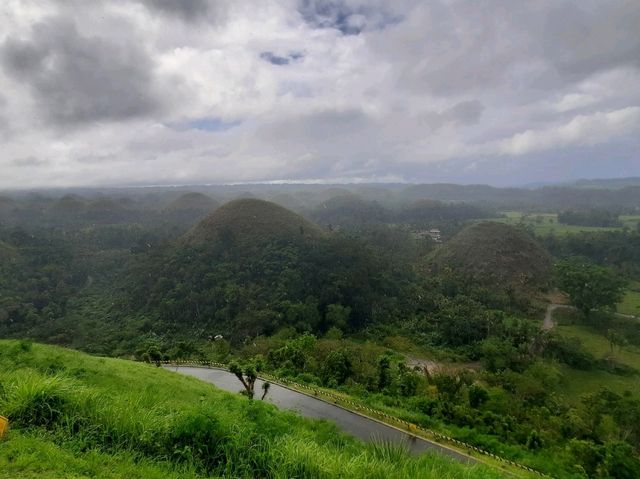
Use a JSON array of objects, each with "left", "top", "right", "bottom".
[{"left": 0, "top": 415, "right": 8, "bottom": 439}]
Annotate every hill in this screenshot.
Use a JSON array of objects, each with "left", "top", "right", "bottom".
[
  {"left": 0, "top": 340, "right": 499, "bottom": 479},
  {"left": 309, "top": 194, "right": 388, "bottom": 228},
  {"left": 164, "top": 192, "right": 219, "bottom": 212},
  {"left": 162, "top": 192, "right": 220, "bottom": 227},
  {"left": 428, "top": 221, "right": 552, "bottom": 291},
  {"left": 183, "top": 198, "right": 324, "bottom": 247}
]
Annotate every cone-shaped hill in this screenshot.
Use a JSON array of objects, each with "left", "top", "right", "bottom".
[
  {"left": 164, "top": 192, "right": 219, "bottom": 213},
  {"left": 49, "top": 194, "right": 87, "bottom": 216},
  {"left": 182, "top": 198, "right": 324, "bottom": 247},
  {"left": 428, "top": 221, "right": 552, "bottom": 291}
]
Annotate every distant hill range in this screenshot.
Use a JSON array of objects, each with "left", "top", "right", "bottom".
[{"left": 570, "top": 177, "right": 640, "bottom": 190}]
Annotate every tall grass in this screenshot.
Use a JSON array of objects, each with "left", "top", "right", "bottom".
[{"left": 0, "top": 340, "right": 503, "bottom": 479}]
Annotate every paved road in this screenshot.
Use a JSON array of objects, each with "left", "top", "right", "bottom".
[{"left": 165, "top": 365, "right": 475, "bottom": 463}]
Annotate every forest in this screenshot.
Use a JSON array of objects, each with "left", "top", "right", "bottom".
[{"left": 1, "top": 182, "right": 640, "bottom": 478}]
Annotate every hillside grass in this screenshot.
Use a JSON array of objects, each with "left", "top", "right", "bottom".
[{"left": 0, "top": 340, "right": 501, "bottom": 479}]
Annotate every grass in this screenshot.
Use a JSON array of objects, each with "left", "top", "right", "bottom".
[
  {"left": 620, "top": 214, "right": 640, "bottom": 230},
  {"left": 0, "top": 340, "right": 501, "bottom": 479},
  {"left": 556, "top": 366, "right": 640, "bottom": 401},
  {"left": 556, "top": 324, "right": 640, "bottom": 369},
  {"left": 495, "top": 211, "right": 625, "bottom": 236},
  {"left": 555, "top": 323, "right": 640, "bottom": 399},
  {"left": 618, "top": 283, "right": 640, "bottom": 317}
]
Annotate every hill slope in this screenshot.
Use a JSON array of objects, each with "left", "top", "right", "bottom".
[
  {"left": 0, "top": 340, "right": 500, "bottom": 479},
  {"left": 183, "top": 198, "right": 324, "bottom": 246},
  {"left": 164, "top": 192, "right": 219, "bottom": 213},
  {"left": 428, "top": 221, "right": 552, "bottom": 290}
]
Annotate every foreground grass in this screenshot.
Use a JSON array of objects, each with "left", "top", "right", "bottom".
[{"left": 0, "top": 340, "right": 501, "bottom": 479}]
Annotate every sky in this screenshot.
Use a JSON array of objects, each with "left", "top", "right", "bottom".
[{"left": 0, "top": 0, "right": 639, "bottom": 189}]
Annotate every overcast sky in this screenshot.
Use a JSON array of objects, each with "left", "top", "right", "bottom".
[{"left": 1, "top": 0, "right": 639, "bottom": 189}]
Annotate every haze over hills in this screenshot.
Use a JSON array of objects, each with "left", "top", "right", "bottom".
[{"left": 183, "top": 198, "right": 324, "bottom": 246}]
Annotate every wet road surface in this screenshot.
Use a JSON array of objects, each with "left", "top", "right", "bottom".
[{"left": 165, "top": 365, "right": 475, "bottom": 463}]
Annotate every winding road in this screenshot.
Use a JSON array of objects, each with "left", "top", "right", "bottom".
[{"left": 164, "top": 365, "right": 476, "bottom": 463}]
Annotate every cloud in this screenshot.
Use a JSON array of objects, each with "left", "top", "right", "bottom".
[
  {"left": 0, "top": 15, "right": 162, "bottom": 127},
  {"left": 298, "top": 0, "right": 401, "bottom": 35},
  {"left": 11, "top": 156, "right": 49, "bottom": 167},
  {"left": 497, "top": 107, "right": 640, "bottom": 156},
  {"left": 0, "top": 0, "right": 639, "bottom": 189},
  {"left": 135, "top": 0, "right": 228, "bottom": 23},
  {"left": 259, "top": 51, "right": 304, "bottom": 66}
]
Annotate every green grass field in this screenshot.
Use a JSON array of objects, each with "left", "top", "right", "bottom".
[
  {"left": 555, "top": 323, "right": 640, "bottom": 399},
  {"left": 496, "top": 211, "right": 627, "bottom": 236},
  {"left": 618, "top": 283, "right": 640, "bottom": 317},
  {"left": 0, "top": 340, "right": 501, "bottom": 479},
  {"left": 620, "top": 215, "right": 640, "bottom": 229}
]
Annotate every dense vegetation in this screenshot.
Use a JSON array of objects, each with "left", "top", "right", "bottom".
[
  {"left": 558, "top": 210, "right": 621, "bottom": 228},
  {"left": 2, "top": 184, "right": 640, "bottom": 478}
]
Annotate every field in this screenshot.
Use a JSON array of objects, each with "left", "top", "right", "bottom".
[
  {"left": 618, "top": 282, "right": 640, "bottom": 317},
  {"left": 555, "top": 323, "right": 640, "bottom": 399},
  {"left": 0, "top": 340, "right": 501, "bottom": 479},
  {"left": 496, "top": 211, "right": 627, "bottom": 236}
]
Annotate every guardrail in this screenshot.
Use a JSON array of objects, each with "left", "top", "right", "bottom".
[{"left": 157, "top": 360, "right": 553, "bottom": 478}]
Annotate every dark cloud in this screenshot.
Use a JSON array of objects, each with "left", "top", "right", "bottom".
[
  {"left": 259, "top": 51, "right": 304, "bottom": 66},
  {"left": 0, "top": 16, "right": 161, "bottom": 127},
  {"left": 299, "top": 0, "right": 400, "bottom": 36},
  {"left": 541, "top": 2, "right": 640, "bottom": 82},
  {"left": 136, "top": 0, "right": 221, "bottom": 22},
  {"left": 11, "top": 156, "right": 49, "bottom": 167},
  {"left": 445, "top": 100, "right": 484, "bottom": 125}
]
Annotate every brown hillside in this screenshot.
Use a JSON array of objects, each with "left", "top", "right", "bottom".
[
  {"left": 183, "top": 198, "right": 324, "bottom": 246},
  {"left": 428, "top": 221, "right": 552, "bottom": 290}
]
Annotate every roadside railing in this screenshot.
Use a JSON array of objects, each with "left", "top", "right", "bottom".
[{"left": 157, "top": 359, "right": 553, "bottom": 478}]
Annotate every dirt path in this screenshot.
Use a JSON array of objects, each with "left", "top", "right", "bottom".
[{"left": 542, "top": 303, "right": 638, "bottom": 331}]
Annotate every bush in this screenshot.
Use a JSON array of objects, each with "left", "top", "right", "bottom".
[{"left": 2, "top": 372, "right": 75, "bottom": 428}]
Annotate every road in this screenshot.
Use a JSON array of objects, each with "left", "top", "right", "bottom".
[
  {"left": 164, "top": 365, "right": 476, "bottom": 463},
  {"left": 542, "top": 303, "right": 638, "bottom": 331}
]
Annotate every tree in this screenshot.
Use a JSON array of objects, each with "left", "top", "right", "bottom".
[
  {"left": 261, "top": 381, "right": 271, "bottom": 400},
  {"left": 554, "top": 259, "right": 627, "bottom": 319},
  {"left": 229, "top": 359, "right": 262, "bottom": 400},
  {"left": 377, "top": 355, "right": 392, "bottom": 392}
]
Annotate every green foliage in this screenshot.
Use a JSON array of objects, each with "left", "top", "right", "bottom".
[
  {"left": 468, "top": 385, "right": 489, "bottom": 408},
  {"left": 555, "top": 258, "right": 627, "bottom": 318},
  {"left": 322, "top": 350, "right": 352, "bottom": 386}
]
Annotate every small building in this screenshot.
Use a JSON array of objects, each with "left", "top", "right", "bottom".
[{"left": 412, "top": 228, "right": 442, "bottom": 243}]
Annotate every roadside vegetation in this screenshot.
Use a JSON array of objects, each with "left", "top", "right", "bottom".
[{"left": 0, "top": 340, "right": 501, "bottom": 479}]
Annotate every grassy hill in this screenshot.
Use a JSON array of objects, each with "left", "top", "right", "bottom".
[
  {"left": 428, "top": 221, "right": 552, "bottom": 291},
  {"left": 0, "top": 341, "right": 500, "bottom": 479},
  {"left": 183, "top": 198, "right": 324, "bottom": 247}
]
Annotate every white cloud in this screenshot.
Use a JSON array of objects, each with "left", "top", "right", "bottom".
[
  {"left": 0, "top": 0, "right": 639, "bottom": 188},
  {"left": 496, "top": 107, "right": 640, "bottom": 156}
]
